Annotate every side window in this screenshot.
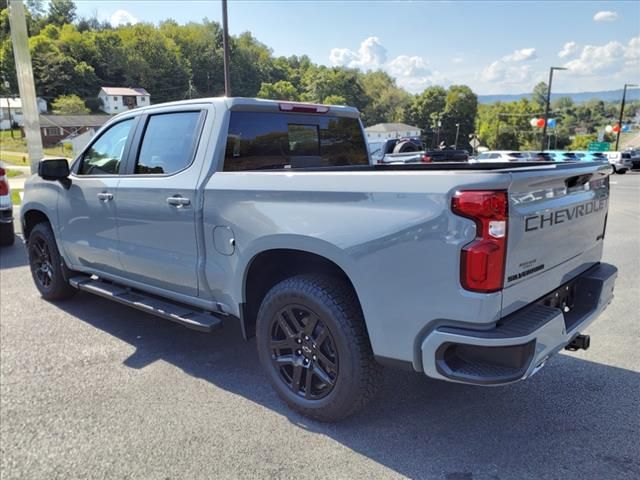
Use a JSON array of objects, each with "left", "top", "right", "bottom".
[
  {"left": 79, "top": 119, "right": 134, "bottom": 175},
  {"left": 134, "top": 111, "right": 201, "bottom": 175}
]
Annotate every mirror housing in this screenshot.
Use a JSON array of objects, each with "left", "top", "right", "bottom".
[{"left": 38, "top": 158, "right": 71, "bottom": 189}]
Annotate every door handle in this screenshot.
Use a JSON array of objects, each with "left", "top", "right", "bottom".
[
  {"left": 166, "top": 195, "right": 191, "bottom": 207},
  {"left": 97, "top": 192, "right": 113, "bottom": 202}
]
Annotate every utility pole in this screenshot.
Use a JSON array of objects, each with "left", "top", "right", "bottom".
[
  {"left": 541, "top": 66, "right": 567, "bottom": 151},
  {"left": 615, "top": 83, "right": 638, "bottom": 151},
  {"left": 221, "top": 0, "right": 231, "bottom": 97},
  {"left": 8, "top": 0, "right": 42, "bottom": 173},
  {"left": 454, "top": 123, "right": 460, "bottom": 149},
  {"left": 6, "top": 97, "right": 14, "bottom": 139}
]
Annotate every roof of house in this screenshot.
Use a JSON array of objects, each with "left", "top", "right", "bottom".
[
  {"left": 100, "top": 87, "right": 150, "bottom": 96},
  {"left": 39, "top": 114, "right": 110, "bottom": 128},
  {"left": 1, "top": 97, "right": 45, "bottom": 109},
  {"left": 365, "top": 123, "right": 421, "bottom": 133}
]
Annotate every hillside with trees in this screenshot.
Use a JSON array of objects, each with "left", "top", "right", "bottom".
[{"left": 1, "top": 0, "right": 637, "bottom": 151}]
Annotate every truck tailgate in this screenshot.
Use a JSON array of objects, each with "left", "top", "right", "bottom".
[{"left": 502, "top": 163, "right": 611, "bottom": 316}]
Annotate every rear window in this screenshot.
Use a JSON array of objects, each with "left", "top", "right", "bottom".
[
  {"left": 507, "top": 152, "right": 525, "bottom": 158},
  {"left": 224, "top": 112, "right": 368, "bottom": 171}
]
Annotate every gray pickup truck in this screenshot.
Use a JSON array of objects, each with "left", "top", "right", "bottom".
[{"left": 22, "top": 98, "right": 617, "bottom": 421}]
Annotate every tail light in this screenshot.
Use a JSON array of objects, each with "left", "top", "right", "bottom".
[
  {"left": 452, "top": 190, "right": 508, "bottom": 293},
  {"left": 0, "top": 168, "right": 8, "bottom": 196},
  {"left": 421, "top": 154, "right": 432, "bottom": 163}
]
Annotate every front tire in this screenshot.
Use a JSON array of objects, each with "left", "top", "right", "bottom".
[
  {"left": 28, "top": 223, "right": 76, "bottom": 301},
  {"left": 256, "top": 274, "right": 383, "bottom": 421}
]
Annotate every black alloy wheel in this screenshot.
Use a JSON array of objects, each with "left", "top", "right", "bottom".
[{"left": 268, "top": 304, "right": 338, "bottom": 400}]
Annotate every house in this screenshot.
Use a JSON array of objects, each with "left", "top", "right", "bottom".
[
  {"left": 33, "top": 114, "right": 109, "bottom": 147},
  {"left": 0, "top": 97, "right": 48, "bottom": 130},
  {"left": 364, "top": 123, "right": 421, "bottom": 141},
  {"left": 98, "top": 87, "right": 150, "bottom": 115}
]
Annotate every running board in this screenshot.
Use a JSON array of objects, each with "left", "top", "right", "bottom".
[{"left": 69, "top": 276, "right": 223, "bottom": 333}]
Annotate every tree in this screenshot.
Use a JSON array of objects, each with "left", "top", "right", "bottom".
[
  {"left": 323, "top": 94, "right": 347, "bottom": 105},
  {"left": 408, "top": 86, "right": 446, "bottom": 135},
  {"left": 359, "top": 71, "right": 410, "bottom": 125},
  {"left": 532, "top": 81, "right": 548, "bottom": 107},
  {"left": 257, "top": 80, "right": 299, "bottom": 101},
  {"left": 569, "top": 134, "right": 597, "bottom": 150},
  {"left": 442, "top": 85, "right": 477, "bottom": 148},
  {"left": 46, "top": 0, "right": 76, "bottom": 26},
  {"left": 52, "top": 94, "right": 89, "bottom": 114}
]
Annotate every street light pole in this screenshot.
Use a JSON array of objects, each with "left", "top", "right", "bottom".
[
  {"left": 454, "top": 123, "right": 460, "bottom": 149},
  {"left": 541, "top": 66, "right": 567, "bottom": 151},
  {"left": 615, "top": 83, "right": 638, "bottom": 151},
  {"left": 221, "top": 0, "right": 231, "bottom": 96}
]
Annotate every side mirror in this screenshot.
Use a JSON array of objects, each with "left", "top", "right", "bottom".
[{"left": 38, "top": 158, "right": 71, "bottom": 189}]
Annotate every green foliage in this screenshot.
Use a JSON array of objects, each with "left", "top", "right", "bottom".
[
  {"left": 258, "top": 80, "right": 299, "bottom": 101},
  {"left": 532, "top": 81, "right": 548, "bottom": 106},
  {"left": 323, "top": 94, "right": 347, "bottom": 105},
  {"left": 47, "top": 0, "right": 76, "bottom": 26},
  {"left": 569, "top": 134, "right": 598, "bottom": 150},
  {"left": 51, "top": 94, "right": 89, "bottom": 114}
]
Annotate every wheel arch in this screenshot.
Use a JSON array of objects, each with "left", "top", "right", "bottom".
[
  {"left": 22, "top": 208, "right": 51, "bottom": 241},
  {"left": 240, "top": 248, "right": 365, "bottom": 341}
]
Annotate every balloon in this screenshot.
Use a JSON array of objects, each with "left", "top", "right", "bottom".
[
  {"left": 612, "top": 124, "right": 621, "bottom": 133},
  {"left": 530, "top": 118, "right": 538, "bottom": 127},
  {"left": 536, "top": 118, "right": 545, "bottom": 128},
  {"left": 622, "top": 124, "right": 630, "bottom": 132},
  {"left": 605, "top": 125, "right": 613, "bottom": 133},
  {"left": 547, "top": 118, "right": 557, "bottom": 128}
]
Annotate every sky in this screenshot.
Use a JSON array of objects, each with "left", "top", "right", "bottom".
[{"left": 72, "top": 0, "right": 640, "bottom": 95}]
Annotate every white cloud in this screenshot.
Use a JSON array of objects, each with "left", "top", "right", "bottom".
[
  {"left": 558, "top": 41, "right": 578, "bottom": 58},
  {"left": 387, "top": 55, "right": 430, "bottom": 77},
  {"left": 451, "top": 57, "right": 463, "bottom": 64},
  {"left": 329, "top": 36, "right": 387, "bottom": 70},
  {"left": 564, "top": 40, "right": 626, "bottom": 75},
  {"left": 502, "top": 47, "right": 537, "bottom": 62},
  {"left": 480, "top": 47, "right": 537, "bottom": 85},
  {"left": 330, "top": 37, "right": 439, "bottom": 92},
  {"left": 593, "top": 11, "right": 618, "bottom": 22},
  {"left": 110, "top": 9, "right": 138, "bottom": 27}
]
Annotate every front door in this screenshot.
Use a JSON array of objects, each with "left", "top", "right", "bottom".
[
  {"left": 58, "top": 118, "right": 136, "bottom": 276},
  {"left": 116, "top": 109, "right": 206, "bottom": 297}
]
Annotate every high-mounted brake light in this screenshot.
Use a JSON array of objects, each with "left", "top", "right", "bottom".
[
  {"left": 279, "top": 102, "right": 330, "bottom": 114},
  {"left": 452, "top": 190, "right": 508, "bottom": 293}
]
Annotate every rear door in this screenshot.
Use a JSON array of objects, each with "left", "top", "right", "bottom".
[
  {"left": 502, "top": 162, "right": 611, "bottom": 315},
  {"left": 115, "top": 107, "right": 208, "bottom": 296}
]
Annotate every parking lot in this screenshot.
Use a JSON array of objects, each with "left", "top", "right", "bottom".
[{"left": 0, "top": 173, "right": 638, "bottom": 480}]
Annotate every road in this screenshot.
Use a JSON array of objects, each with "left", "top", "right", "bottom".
[{"left": 1, "top": 173, "right": 639, "bottom": 480}]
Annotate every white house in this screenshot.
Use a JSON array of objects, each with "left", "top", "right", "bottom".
[
  {"left": 98, "top": 87, "right": 150, "bottom": 115},
  {"left": 364, "top": 123, "right": 421, "bottom": 141},
  {"left": 0, "top": 96, "right": 48, "bottom": 130}
]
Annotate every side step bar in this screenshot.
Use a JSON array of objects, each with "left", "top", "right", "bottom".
[{"left": 69, "top": 276, "right": 223, "bottom": 333}]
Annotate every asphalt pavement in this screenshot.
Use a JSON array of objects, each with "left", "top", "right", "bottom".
[{"left": 1, "top": 173, "right": 639, "bottom": 480}]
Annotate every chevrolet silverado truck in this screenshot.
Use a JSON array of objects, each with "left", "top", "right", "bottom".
[{"left": 22, "top": 98, "right": 617, "bottom": 421}]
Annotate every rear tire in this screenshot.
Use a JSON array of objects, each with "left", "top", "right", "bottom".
[
  {"left": 0, "top": 221, "right": 15, "bottom": 247},
  {"left": 617, "top": 169, "right": 627, "bottom": 175},
  {"left": 28, "top": 223, "right": 77, "bottom": 301},
  {"left": 256, "top": 274, "right": 383, "bottom": 421}
]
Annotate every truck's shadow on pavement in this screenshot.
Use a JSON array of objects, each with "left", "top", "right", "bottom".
[{"left": 52, "top": 290, "right": 640, "bottom": 479}]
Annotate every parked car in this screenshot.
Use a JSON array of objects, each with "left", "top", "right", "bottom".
[
  {"left": 605, "top": 152, "right": 633, "bottom": 174},
  {"left": 623, "top": 148, "right": 640, "bottom": 169},
  {"left": 0, "top": 166, "right": 15, "bottom": 246},
  {"left": 473, "top": 151, "right": 540, "bottom": 162},
  {"left": 22, "top": 98, "right": 617, "bottom": 421}
]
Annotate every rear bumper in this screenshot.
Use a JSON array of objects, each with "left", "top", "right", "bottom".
[
  {"left": 0, "top": 205, "right": 14, "bottom": 224},
  {"left": 420, "top": 262, "right": 617, "bottom": 385}
]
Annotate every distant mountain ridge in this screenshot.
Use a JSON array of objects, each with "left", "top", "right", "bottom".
[{"left": 478, "top": 89, "right": 640, "bottom": 104}]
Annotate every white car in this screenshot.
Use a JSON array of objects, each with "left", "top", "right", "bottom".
[
  {"left": 605, "top": 152, "right": 633, "bottom": 174},
  {"left": 0, "top": 166, "right": 15, "bottom": 246},
  {"left": 473, "top": 151, "right": 537, "bottom": 163}
]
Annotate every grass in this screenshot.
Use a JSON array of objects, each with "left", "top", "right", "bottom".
[
  {"left": 5, "top": 169, "right": 23, "bottom": 178},
  {"left": 10, "top": 189, "right": 22, "bottom": 206},
  {"left": 1, "top": 130, "right": 71, "bottom": 165}
]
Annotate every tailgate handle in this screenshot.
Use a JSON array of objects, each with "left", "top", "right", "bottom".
[{"left": 565, "top": 174, "right": 592, "bottom": 189}]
